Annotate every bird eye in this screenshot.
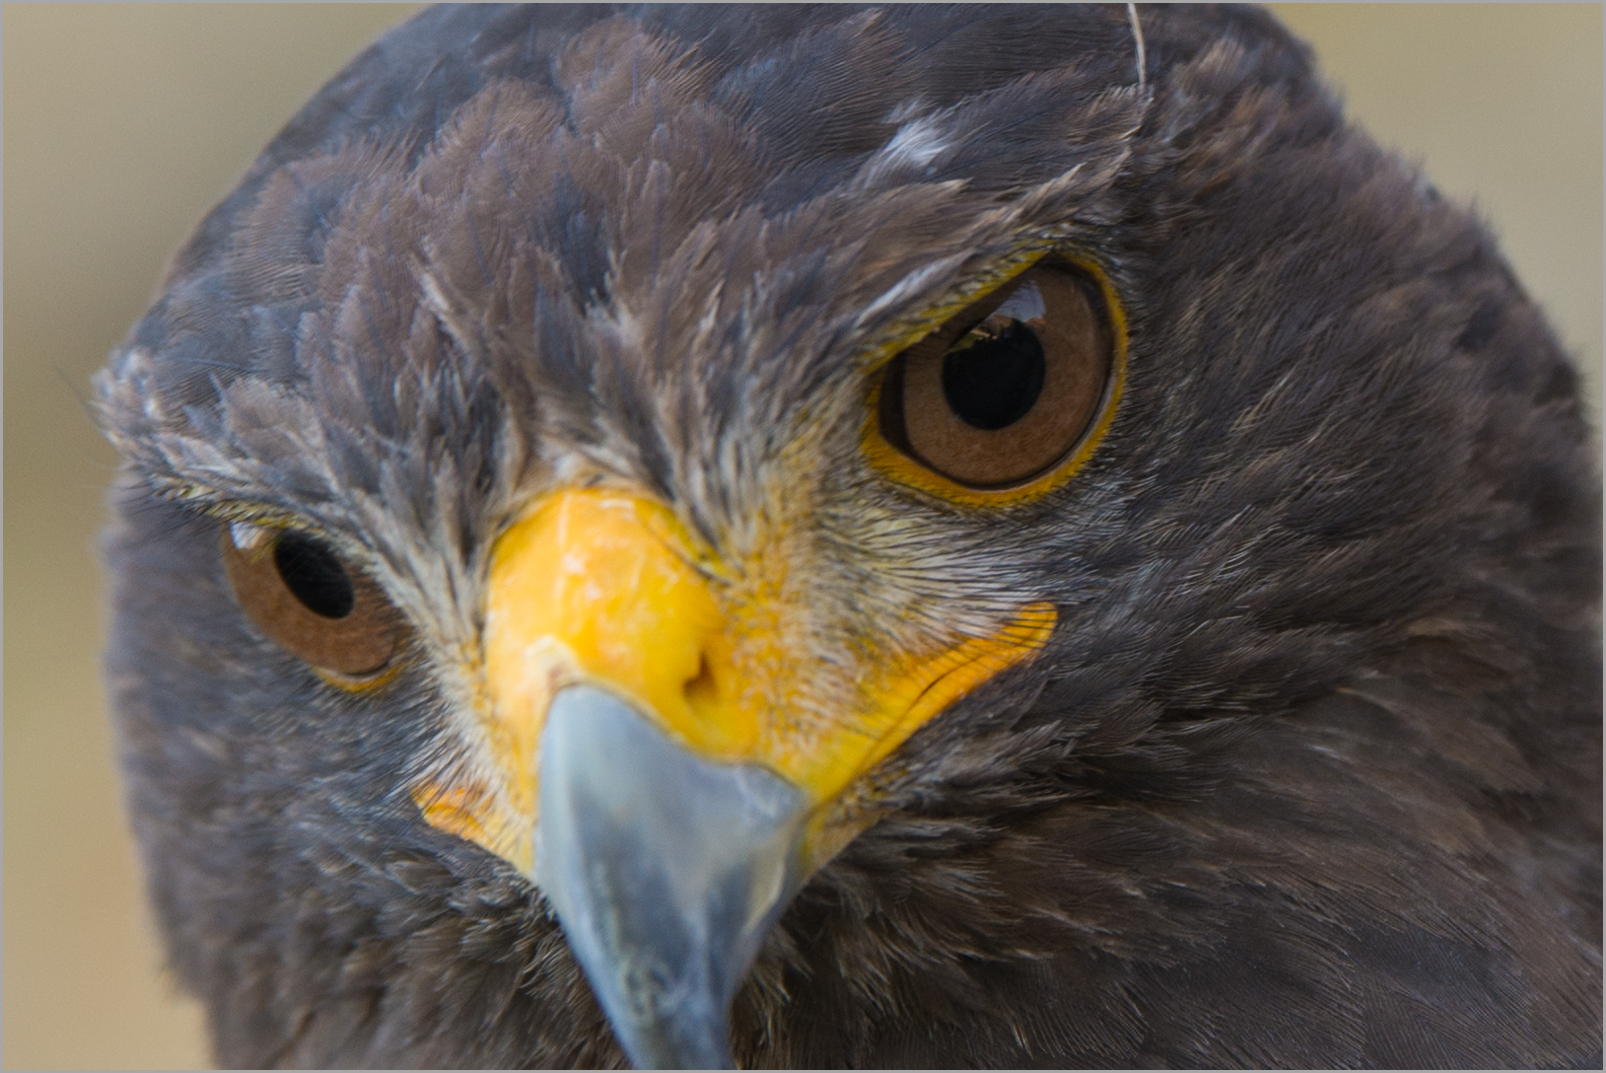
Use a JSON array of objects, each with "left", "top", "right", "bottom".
[
  {"left": 220, "top": 523, "right": 403, "bottom": 677},
  {"left": 875, "top": 262, "right": 1115, "bottom": 489}
]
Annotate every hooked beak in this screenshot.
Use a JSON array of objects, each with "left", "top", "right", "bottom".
[
  {"left": 413, "top": 487, "right": 1056, "bottom": 1067},
  {"left": 538, "top": 685, "right": 805, "bottom": 1068}
]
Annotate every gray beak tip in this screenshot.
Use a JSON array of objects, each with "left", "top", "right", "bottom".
[{"left": 537, "top": 685, "right": 808, "bottom": 1070}]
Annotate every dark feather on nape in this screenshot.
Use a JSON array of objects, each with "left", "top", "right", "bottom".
[{"left": 1455, "top": 298, "right": 1505, "bottom": 353}]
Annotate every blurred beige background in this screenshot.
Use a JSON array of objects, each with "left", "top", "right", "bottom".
[{"left": 3, "top": 5, "right": 1600, "bottom": 1069}]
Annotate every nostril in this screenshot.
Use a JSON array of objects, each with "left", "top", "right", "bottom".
[{"left": 683, "top": 653, "right": 718, "bottom": 713}]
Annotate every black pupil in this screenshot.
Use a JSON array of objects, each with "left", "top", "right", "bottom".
[
  {"left": 274, "top": 534, "right": 355, "bottom": 618},
  {"left": 941, "top": 319, "right": 1046, "bottom": 430}
]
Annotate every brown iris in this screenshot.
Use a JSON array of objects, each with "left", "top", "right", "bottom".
[
  {"left": 877, "top": 262, "right": 1114, "bottom": 489},
  {"left": 221, "top": 524, "right": 403, "bottom": 676}
]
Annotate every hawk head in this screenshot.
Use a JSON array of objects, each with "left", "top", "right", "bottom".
[{"left": 97, "top": 5, "right": 1600, "bottom": 1067}]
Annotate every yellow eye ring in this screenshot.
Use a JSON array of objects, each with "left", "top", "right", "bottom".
[{"left": 861, "top": 252, "right": 1128, "bottom": 507}]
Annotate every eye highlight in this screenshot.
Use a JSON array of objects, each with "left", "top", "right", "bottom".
[
  {"left": 941, "top": 282, "right": 1049, "bottom": 431},
  {"left": 871, "top": 260, "right": 1121, "bottom": 496},
  {"left": 221, "top": 523, "right": 404, "bottom": 677}
]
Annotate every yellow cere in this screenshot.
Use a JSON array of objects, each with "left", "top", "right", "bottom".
[
  {"left": 859, "top": 250, "right": 1128, "bottom": 507},
  {"left": 416, "top": 486, "right": 1059, "bottom": 873}
]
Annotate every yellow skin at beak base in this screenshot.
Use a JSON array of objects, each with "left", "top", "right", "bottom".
[{"left": 417, "top": 487, "right": 1056, "bottom": 875}]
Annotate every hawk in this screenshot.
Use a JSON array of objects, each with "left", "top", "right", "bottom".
[{"left": 97, "top": 5, "right": 1601, "bottom": 1067}]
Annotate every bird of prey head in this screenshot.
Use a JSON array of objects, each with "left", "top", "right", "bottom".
[{"left": 96, "top": 5, "right": 1600, "bottom": 1067}]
